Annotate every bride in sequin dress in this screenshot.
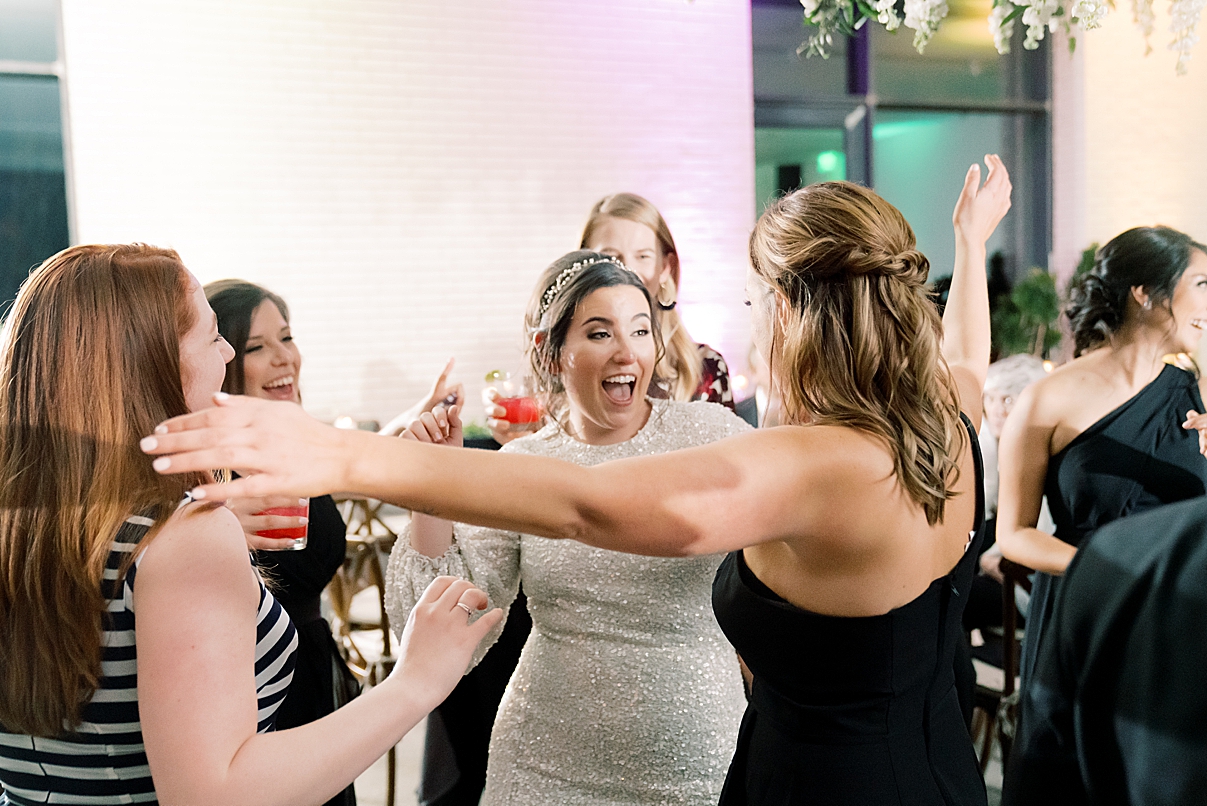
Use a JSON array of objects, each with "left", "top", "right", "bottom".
[{"left": 384, "top": 251, "right": 748, "bottom": 806}]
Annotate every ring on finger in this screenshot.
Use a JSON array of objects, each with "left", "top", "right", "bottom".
[{"left": 455, "top": 602, "right": 473, "bottom": 617}]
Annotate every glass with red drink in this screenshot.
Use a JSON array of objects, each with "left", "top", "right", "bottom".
[
  {"left": 486, "top": 370, "right": 541, "bottom": 433},
  {"left": 255, "top": 499, "right": 309, "bottom": 550}
]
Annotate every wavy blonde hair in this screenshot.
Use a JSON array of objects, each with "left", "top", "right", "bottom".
[
  {"left": 750, "top": 182, "right": 964, "bottom": 525},
  {"left": 0, "top": 244, "right": 209, "bottom": 736},
  {"left": 580, "top": 193, "right": 701, "bottom": 402}
]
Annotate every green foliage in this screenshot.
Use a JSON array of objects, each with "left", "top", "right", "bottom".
[
  {"left": 1069, "top": 243, "right": 1098, "bottom": 289},
  {"left": 992, "top": 267, "right": 1063, "bottom": 357},
  {"left": 462, "top": 422, "right": 494, "bottom": 440}
]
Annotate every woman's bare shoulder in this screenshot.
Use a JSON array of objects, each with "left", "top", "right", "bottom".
[{"left": 138, "top": 502, "right": 253, "bottom": 589}]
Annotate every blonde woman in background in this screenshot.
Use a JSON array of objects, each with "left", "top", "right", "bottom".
[{"left": 488, "top": 193, "right": 733, "bottom": 442}]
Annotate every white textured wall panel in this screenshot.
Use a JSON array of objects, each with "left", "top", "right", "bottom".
[
  {"left": 1081, "top": 9, "right": 1207, "bottom": 248},
  {"left": 60, "top": 0, "right": 755, "bottom": 422}
]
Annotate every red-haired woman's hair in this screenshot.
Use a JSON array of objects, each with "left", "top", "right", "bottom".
[{"left": 0, "top": 244, "right": 209, "bottom": 736}]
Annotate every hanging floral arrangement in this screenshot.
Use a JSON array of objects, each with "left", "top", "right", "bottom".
[{"left": 798, "top": 0, "right": 1205, "bottom": 74}]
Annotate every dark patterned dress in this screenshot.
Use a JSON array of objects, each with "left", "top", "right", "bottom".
[
  {"left": 696, "top": 344, "right": 735, "bottom": 410},
  {"left": 652, "top": 343, "right": 734, "bottom": 410}
]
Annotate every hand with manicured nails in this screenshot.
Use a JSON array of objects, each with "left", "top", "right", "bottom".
[
  {"left": 141, "top": 394, "right": 350, "bottom": 501},
  {"left": 952, "top": 154, "right": 1012, "bottom": 248},
  {"left": 391, "top": 575, "right": 504, "bottom": 711},
  {"left": 403, "top": 404, "right": 463, "bottom": 449},
  {"left": 1183, "top": 409, "right": 1207, "bottom": 456}
]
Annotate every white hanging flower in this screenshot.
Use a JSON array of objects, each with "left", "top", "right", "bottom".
[
  {"left": 903, "top": 0, "right": 951, "bottom": 52},
  {"left": 1021, "top": 0, "right": 1060, "bottom": 49},
  {"left": 1132, "top": 0, "right": 1156, "bottom": 51},
  {"left": 875, "top": 0, "right": 905, "bottom": 30},
  {"left": 1169, "top": 0, "right": 1207, "bottom": 74},
  {"left": 799, "top": 0, "right": 846, "bottom": 58},
  {"left": 990, "top": 2, "right": 1018, "bottom": 53},
  {"left": 1070, "top": 0, "right": 1108, "bottom": 27}
]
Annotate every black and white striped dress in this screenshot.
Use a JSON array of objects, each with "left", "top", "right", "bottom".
[{"left": 0, "top": 513, "right": 298, "bottom": 804}]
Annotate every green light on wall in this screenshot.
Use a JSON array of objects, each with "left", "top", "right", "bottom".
[{"left": 816, "top": 150, "right": 844, "bottom": 178}]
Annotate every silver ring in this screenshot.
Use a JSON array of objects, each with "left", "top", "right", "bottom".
[{"left": 455, "top": 602, "right": 473, "bottom": 616}]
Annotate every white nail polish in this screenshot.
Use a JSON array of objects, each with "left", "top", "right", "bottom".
[
  {"left": 151, "top": 457, "right": 170, "bottom": 471},
  {"left": 140, "top": 437, "right": 157, "bottom": 452}
]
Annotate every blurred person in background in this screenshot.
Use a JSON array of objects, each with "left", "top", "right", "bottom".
[
  {"left": 207, "top": 280, "right": 466, "bottom": 806},
  {"left": 206, "top": 280, "right": 360, "bottom": 806}
]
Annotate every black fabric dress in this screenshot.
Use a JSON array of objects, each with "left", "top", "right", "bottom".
[
  {"left": 1019, "top": 364, "right": 1207, "bottom": 690},
  {"left": 254, "top": 494, "right": 358, "bottom": 806},
  {"left": 1003, "top": 495, "right": 1207, "bottom": 806},
  {"left": 712, "top": 417, "right": 987, "bottom": 805}
]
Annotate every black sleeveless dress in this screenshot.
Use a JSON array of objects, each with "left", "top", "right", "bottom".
[
  {"left": 1018, "top": 363, "right": 1207, "bottom": 695},
  {"left": 712, "top": 417, "right": 987, "bottom": 805}
]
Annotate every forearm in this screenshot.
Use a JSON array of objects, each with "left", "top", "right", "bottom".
[
  {"left": 341, "top": 430, "right": 719, "bottom": 557},
  {"left": 231, "top": 677, "right": 427, "bottom": 806},
  {"left": 997, "top": 526, "right": 1077, "bottom": 575},
  {"left": 343, "top": 430, "right": 593, "bottom": 542},
  {"left": 410, "top": 512, "right": 454, "bottom": 557},
  {"left": 941, "top": 237, "right": 991, "bottom": 380}
]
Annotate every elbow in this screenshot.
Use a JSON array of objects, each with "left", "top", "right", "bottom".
[{"left": 995, "top": 527, "right": 1026, "bottom": 563}]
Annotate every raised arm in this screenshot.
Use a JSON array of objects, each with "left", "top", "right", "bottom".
[
  {"left": 142, "top": 398, "right": 896, "bottom": 559},
  {"left": 942, "top": 154, "right": 1012, "bottom": 426}
]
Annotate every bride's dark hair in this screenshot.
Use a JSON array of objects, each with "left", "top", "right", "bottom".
[{"left": 1066, "top": 226, "right": 1206, "bottom": 357}]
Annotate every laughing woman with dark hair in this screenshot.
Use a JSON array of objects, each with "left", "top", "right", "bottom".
[
  {"left": 386, "top": 250, "right": 750, "bottom": 806},
  {"left": 205, "top": 279, "right": 360, "bottom": 806},
  {"left": 996, "top": 226, "right": 1207, "bottom": 696}
]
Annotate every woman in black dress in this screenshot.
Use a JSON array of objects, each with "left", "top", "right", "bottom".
[
  {"left": 206, "top": 280, "right": 360, "bottom": 806},
  {"left": 996, "top": 227, "right": 1207, "bottom": 695},
  {"left": 146, "top": 157, "right": 1012, "bottom": 805}
]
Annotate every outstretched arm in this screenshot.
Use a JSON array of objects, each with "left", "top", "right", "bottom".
[
  {"left": 142, "top": 398, "right": 890, "bottom": 559},
  {"left": 942, "top": 154, "right": 1012, "bottom": 429}
]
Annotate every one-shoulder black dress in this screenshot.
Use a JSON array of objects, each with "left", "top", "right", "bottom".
[
  {"left": 1019, "top": 363, "right": 1207, "bottom": 689},
  {"left": 712, "top": 418, "right": 987, "bottom": 805}
]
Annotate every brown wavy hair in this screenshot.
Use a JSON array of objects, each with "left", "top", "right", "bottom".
[
  {"left": 0, "top": 244, "right": 209, "bottom": 736},
  {"left": 580, "top": 193, "right": 701, "bottom": 402},
  {"left": 749, "top": 182, "right": 963, "bottom": 525}
]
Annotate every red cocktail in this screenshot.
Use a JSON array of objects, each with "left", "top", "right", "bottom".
[
  {"left": 499, "top": 395, "right": 541, "bottom": 431},
  {"left": 255, "top": 502, "right": 309, "bottom": 549}
]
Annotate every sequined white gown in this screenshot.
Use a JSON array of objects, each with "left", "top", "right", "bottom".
[{"left": 386, "top": 399, "right": 749, "bottom": 806}]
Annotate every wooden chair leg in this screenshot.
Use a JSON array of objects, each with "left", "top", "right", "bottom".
[{"left": 387, "top": 744, "right": 397, "bottom": 806}]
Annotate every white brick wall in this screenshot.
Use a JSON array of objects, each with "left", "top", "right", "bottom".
[
  {"left": 60, "top": 0, "right": 755, "bottom": 422},
  {"left": 1079, "top": 10, "right": 1207, "bottom": 248}
]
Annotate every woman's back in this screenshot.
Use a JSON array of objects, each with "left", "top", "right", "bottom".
[{"left": 711, "top": 417, "right": 988, "bottom": 806}]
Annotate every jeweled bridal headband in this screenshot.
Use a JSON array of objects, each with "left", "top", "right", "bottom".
[{"left": 538, "top": 255, "right": 636, "bottom": 318}]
